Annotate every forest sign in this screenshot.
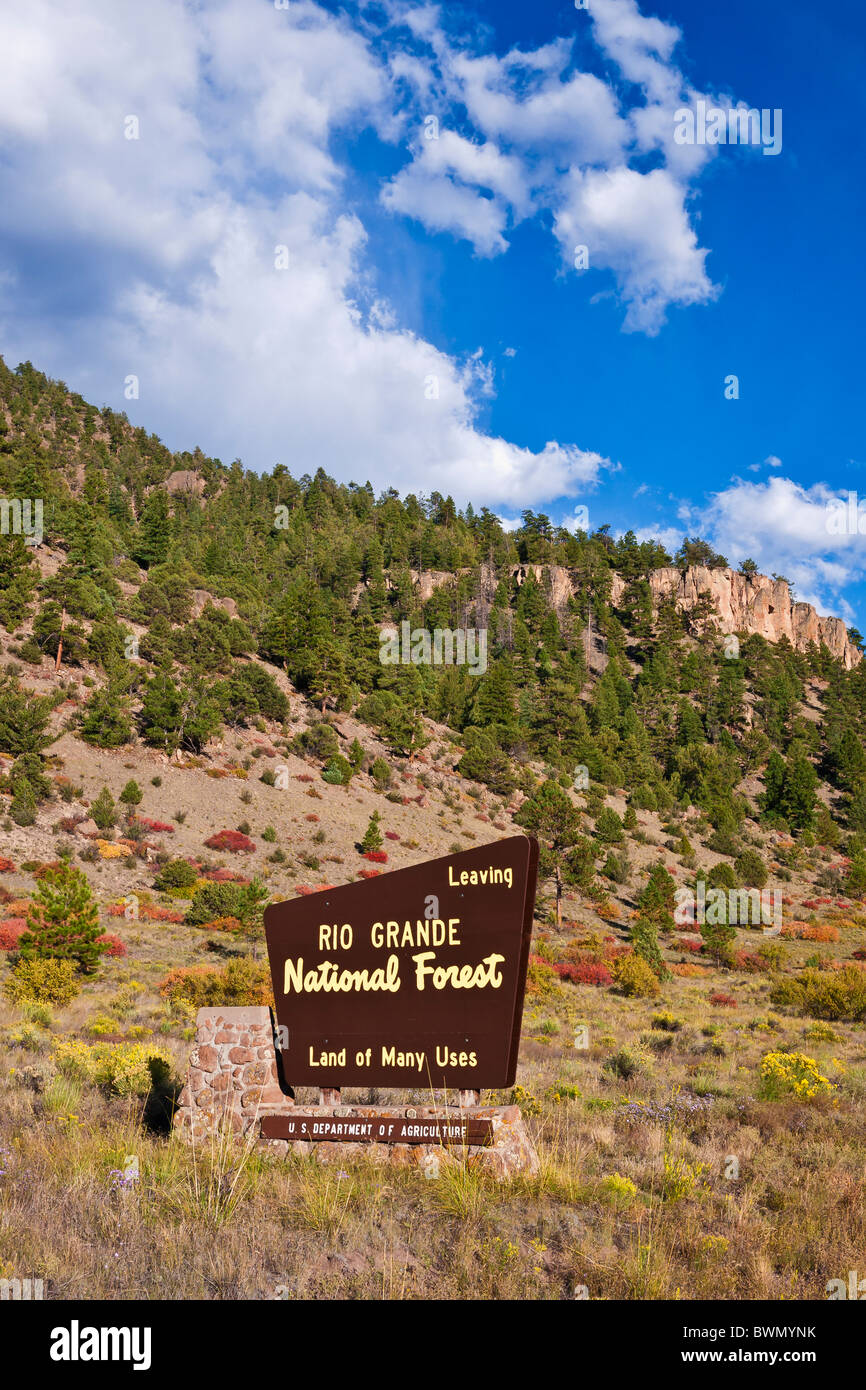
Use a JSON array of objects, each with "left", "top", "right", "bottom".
[{"left": 264, "top": 835, "right": 538, "bottom": 1089}]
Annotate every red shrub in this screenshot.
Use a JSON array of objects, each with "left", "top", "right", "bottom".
[
  {"left": 363, "top": 850, "right": 388, "bottom": 863},
  {"left": 204, "top": 830, "right": 255, "bottom": 853},
  {"left": 0, "top": 918, "right": 27, "bottom": 950},
  {"left": 733, "top": 950, "right": 770, "bottom": 973},
  {"left": 202, "top": 869, "right": 250, "bottom": 884},
  {"left": 385, "top": 831, "right": 401, "bottom": 841},
  {"left": 305, "top": 814, "right": 320, "bottom": 823},
  {"left": 97, "top": 933, "right": 127, "bottom": 958},
  {"left": 32, "top": 861, "right": 64, "bottom": 880},
  {"left": 0, "top": 857, "right": 16, "bottom": 873},
  {"left": 676, "top": 936, "right": 703, "bottom": 953},
  {"left": 137, "top": 817, "right": 175, "bottom": 833},
  {"left": 140, "top": 904, "right": 183, "bottom": 923},
  {"left": 709, "top": 992, "right": 738, "bottom": 1007},
  {"left": 295, "top": 774, "right": 313, "bottom": 783},
  {"left": 554, "top": 960, "right": 613, "bottom": 987}
]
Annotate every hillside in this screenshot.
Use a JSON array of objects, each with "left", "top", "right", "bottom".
[{"left": 1, "top": 356, "right": 865, "bottom": 1301}]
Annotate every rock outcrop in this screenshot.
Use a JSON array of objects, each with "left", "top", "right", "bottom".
[
  {"left": 642, "top": 567, "right": 860, "bottom": 669},
  {"left": 367, "top": 562, "right": 860, "bottom": 670}
]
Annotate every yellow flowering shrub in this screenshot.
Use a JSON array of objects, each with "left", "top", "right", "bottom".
[
  {"left": 601, "top": 1172, "right": 637, "bottom": 1205},
  {"left": 4, "top": 957, "right": 79, "bottom": 1007},
  {"left": 758, "top": 1050, "right": 835, "bottom": 1102},
  {"left": 96, "top": 840, "right": 127, "bottom": 860},
  {"left": 54, "top": 1038, "right": 172, "bottom": 1096}
]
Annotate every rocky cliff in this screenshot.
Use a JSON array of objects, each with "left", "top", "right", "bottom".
[
  {"left": 634, "top": 566, "right": 860, "bottom": 669},
  {"left": 386, "top": 562, "right": 861, "bottom": 670}
]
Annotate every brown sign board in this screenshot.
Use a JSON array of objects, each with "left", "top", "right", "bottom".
[
  {"left": 264, "top": 835, "right": 538, "bottom": 1089},
  {"left": 260, "top": 1113, "right": 494, "bottom": 1146}
]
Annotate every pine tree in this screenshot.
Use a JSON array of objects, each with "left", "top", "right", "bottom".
[
  {"left": 360, "top": 810, "right": 383, "bottom": 853},
  {"left": 0, "top": 674, "right": 54, "bottom": 756},
  {"left": 630, "top": 915, "right": 669, "bottom": 979},
  {"left": 10, "top": 777, "right": 36, "bottom": 826},
  {"left": 119, "top": 779, "right": 143, "bottom": 809},
  {"left": 638, "top": 862, "right": 676, "bottom": 931},
  {"left": 514, "top": 780, "right": 583, "bottom": 929},
  {"left": 90, "top": 785, "right": 116, "bottom": 831},
  {"left": 79, "top": 683, "right": 133, "bottom": 748},
  {"left": 18, "top": 864, "right": 105, "bottom": 974}
]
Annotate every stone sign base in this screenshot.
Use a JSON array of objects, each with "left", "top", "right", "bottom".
[{"left": 173, "top": 1007, "right": 539, "bottom": 1179}]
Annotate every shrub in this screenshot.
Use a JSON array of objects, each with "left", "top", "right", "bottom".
[
  {"left": 603, "top": 1044, "right": 648, "bottom": 1079},
  {"left": 612, "top": 954, "right": 660, "bottom": 998},
  {"left": 158, "top": 957, "right": 273, "bottom": 1008},
  {"left": 734, "top": 848, "right": 768, "bottom": 888},
  {"left": 138, "top": 816, "right": 175, "bottom": 833},
  {"left": 709, "top": 992, "right": 738, "bottom": 1008},
  {"left": 770, "top": 966, "right": 866, "bottom": 1021},
  {"left": 595, "top": 807, "right": 623, "bottom": 844},
  {"left": 204, "top": 829, "right": 255, "bottom": 853},
  {"left": 0, "top": 918, "right": 27, "bottom": 950},
  {"left": 4, "top": 957, "right": 80, "bottom": 1007},
  {"left": 510, "top": 1083, "right": 541, "bottom": 1115},
  {"left": 554, "top": 960, "right": 613, "bottom": 987},
  {"left": 707, "top": 862, "right": 738, "bottom": 890},
  {"left": 526, "top": 957, "right": 558, "bottom": 995},
  {"left": 758, "top": 1051, "right": 835, "bottom": 1102},
  {"left": 96, "top": 933, "right": 127, "bottom": 958},
  {"left": 651, "top": 1012, "right": 682, "bottom": 1032},
  {"left": 293, "top": 722, "right": 339, "bottom": 762},
  {"left": 600, "top": 1173, "right": 638, "bottom": 1205},
  {"left": 370, "top": 757, "right": 392, "bottom": 789},
  {"left": 781, "top": 922, "right": 840, "bottom": 943},
  {"left": 322, "top": 755, "right": 353, "bottom": 786},
  {"left": 154, "top": 858, "right": 200, "bottom": 893},
  {"left": 185, "top": 879, "right": 267, "bottom": 927},
  {"left": 193, "top": 916, "right": 243, "bottom": 933},
  {"left": 804, "top": 1021, "right": 840, "bottom": 1043},
  {"left": 54, "top": 1038, "right": 172, "bottom": 1096},
  {"left": 734, "top": 950, "right": 770, "bottom": 973}
]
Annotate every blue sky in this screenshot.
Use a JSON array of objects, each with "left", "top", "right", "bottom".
[{"left": 0, "top": 0, "right": 863, "bottom": 623}]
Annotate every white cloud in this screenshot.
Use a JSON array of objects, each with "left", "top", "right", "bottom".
[
  {"left": 628, "top": 524, "right": 683, "bottom": 554},
  {"left": 553, "top": 165, "right": 717, "bottom": 333},
  {"left": 0, "top": 0, "right": 615, "bottom": 509},
  {"left": 694, "top": 475, "right": 866, "bottom": 618},
  {"left": 375, "top": 0, "right": 727, "bottom": 331}
]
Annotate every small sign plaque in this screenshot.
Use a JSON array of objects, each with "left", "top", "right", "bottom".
[
  {"left": 260, "top": 1113, "right": 494, "bottom": 1146},
  {"left": 264, "top": 835, "right": 538, "bottom": 1089}
]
